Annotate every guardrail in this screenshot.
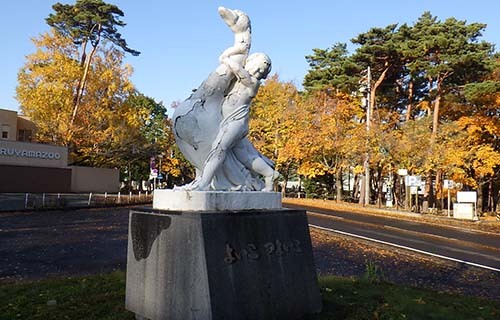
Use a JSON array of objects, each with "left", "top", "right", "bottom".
[{"left": 0, "top": 192, "right": 153, "bottom": 212}]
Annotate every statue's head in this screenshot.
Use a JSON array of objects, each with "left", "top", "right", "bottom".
[{"left": 246, "top": 53, "right": 272, "bottom": 80}]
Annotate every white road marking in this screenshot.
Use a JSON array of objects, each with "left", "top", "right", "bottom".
[{"left": 310, "top": 224, "right": 500, "bottom": 273}]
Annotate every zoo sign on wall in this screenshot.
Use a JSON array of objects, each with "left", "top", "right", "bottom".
[{"left": 0, "top": 140, "right": 68, "bottom": 168}]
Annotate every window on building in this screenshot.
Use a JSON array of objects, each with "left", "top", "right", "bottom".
[
  {"left": 18, "top": 129, "right": 33, "bottom": 142},
  {"left": 1, "top": 125, "right": 9, "bottom": 139}
]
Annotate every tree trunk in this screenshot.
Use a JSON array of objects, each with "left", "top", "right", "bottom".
[
  {"left": 423, "top": 172, "right": 435, "bottom": 213},
  {"left": 360, "top": 64, "right": 390, "bottom": 206},
  {"left": 492, "top": 181, "right": 499, "bottom": 213},
  {"left": 370, "top": 65, "right": 390, "bottom": 119},
  {"left": 359, "top": 174, "right": 366, "bottom": 205},
  {"left": 405, "top": 80, "right": 414, "bottom": 122},
  {"left": 376, "top": 165, "right": 383, "bottom": 208},
  {"left": 423, "top": 78, "right": 443, "bottom": 211},
  {"left": 487, "top": 181, "right": 494, "bottom": 212},
  {"left": 495, "top": 186, "right": 500, "bottom": 214},
  {"left": 70, "top": 43, "right": 98, "bottom": 127},
  {"left": 354, "top": 174, "right": 362, "bottom": 204},
  {"left": 67, "top": 24, "right": 102, "bottom": 145},
  {"left": 298, "top": 174, "right": 302, "bottom": 198},
  {"left": 431, "top": 94, "right": 441, "bottom": 143},
  {"left": 435, "top": 170, "right": 443, "bottom": 210},
  {"left": 335, "top": 168, "right": 343, "bottom": 202},
  {"left": 395, "top": 173, "right": 401, "bottom": 209},
  {"left": 477, "top": 183, "right": 484, "bottom": 216},
  {"left": 280, "top": 163, "right": 290, "bottom": 197}
]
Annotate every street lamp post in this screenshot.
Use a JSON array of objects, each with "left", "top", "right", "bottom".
[{"left": 363, "top": 67, "right": 372, "bottom": 206}]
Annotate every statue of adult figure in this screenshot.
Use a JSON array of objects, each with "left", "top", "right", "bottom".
[
  {"left": 172, "top": 7, "right": 277, "bottom": 191},
  {"left": 190, "top": 52, "right": 275, "bottom": 191}
]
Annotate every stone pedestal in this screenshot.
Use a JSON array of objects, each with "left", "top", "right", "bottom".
[
  {"left": 152, "top": 189, "right": 282, "bottom": 211},
  {"left": 125, "top": 207, "right": 322, "bottom": 320}
]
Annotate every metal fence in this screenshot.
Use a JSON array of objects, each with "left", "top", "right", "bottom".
[{"left": 0, "top": 192, "right": 153, "bottom": 212}]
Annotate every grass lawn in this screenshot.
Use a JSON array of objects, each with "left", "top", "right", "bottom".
[
  {"left": 0, "top": 272, "right": 134, "bottom": 320},
  {"left": 308, "top": 276, "right": 499, "bottom": 320},
  {"left": 1, "top": 272, "right": 498, "bottom": 320}
]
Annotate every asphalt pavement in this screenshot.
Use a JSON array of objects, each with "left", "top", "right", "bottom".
[
  {"left": 1, "top": 204, "right": 499, "bottom": 300},
  {"left": 0, "top": 206, "right": 132, "bottom": 281},
  {"left": 285, "top": 203, "right": 500, "bottom": 271}
]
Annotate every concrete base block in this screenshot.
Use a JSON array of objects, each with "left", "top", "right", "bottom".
[
  {"left": 126, "top": 208, "right": 322, "bottom": 320},
  {"left": 152, "top": 189, "right": 282, "bottom": 211}
]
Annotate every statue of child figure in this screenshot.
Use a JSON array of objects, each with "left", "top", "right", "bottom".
[
  {"left": 189, "top": 8, "right": 279, "bottom": 191},
  {"left": 217, "top": 7, "right": 251, "bottom": 67}
]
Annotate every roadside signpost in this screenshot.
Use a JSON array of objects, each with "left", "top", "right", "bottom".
[
  {"left": 443, "top": 179, "right": 454, "bottom": 217},
  {"left": 405, "top": 175, "right": 423, "bottom": 212}
]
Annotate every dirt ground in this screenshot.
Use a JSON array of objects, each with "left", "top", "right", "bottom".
[{"left": 309, "top": 228, "right": 500, "bottom": 301}]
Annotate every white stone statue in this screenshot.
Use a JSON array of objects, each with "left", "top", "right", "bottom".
[{"left": 172, "top": 7, "right": 278, "bottom": 191}]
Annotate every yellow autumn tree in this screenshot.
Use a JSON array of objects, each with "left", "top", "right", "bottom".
[
  {"left": 17, "top": 31, "right": 80, "bottom": 145},
  {"left": 444, "top": 116, "right": 500, "bottom": 213},
  {"left": 249, "top": 74, "right": 300, "bottom": 186},
  {"left": 442, "top": 59, "right": 500, "bottom": 213},
  {"left": 285, "top": 89, "right": 364, "bottom": 200},
  {"left": 389, "top": 117, "right": 434, "bottom": 175},
  {"left": 16, "top": 30, "right": 180, "bottom": 183},
  {"left": 17, "top": 31, "right": 136, "bottom": 163}
]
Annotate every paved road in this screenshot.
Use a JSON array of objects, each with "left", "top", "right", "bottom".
[
  {"left": 1, "top": 204, "right": 499, "bottom": 283},
  {"left": 0, "top": 193, "right": 27, "bottom": 211},
  {"left": 0, "top": 206, "right": 132, "bottom": 281},
  {"left": 285, "top": 203, "right": 500, "bottom": 271}
]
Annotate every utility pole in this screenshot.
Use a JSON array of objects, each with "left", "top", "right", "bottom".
[{"left": 364, "top": 66, "right": 372, "bottom": 206}]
